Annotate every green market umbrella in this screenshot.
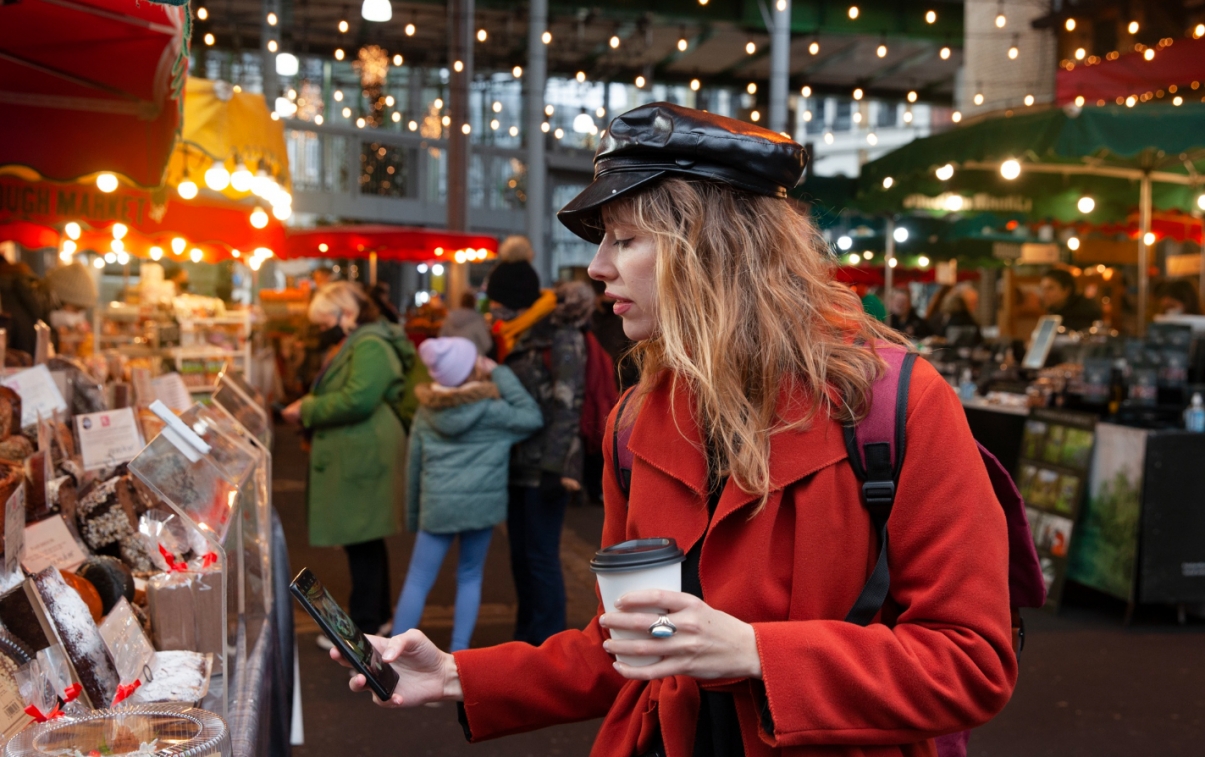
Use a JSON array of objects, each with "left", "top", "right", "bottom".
[{"left": 856, "top": 104, "right": 1205, "bottom": 332}]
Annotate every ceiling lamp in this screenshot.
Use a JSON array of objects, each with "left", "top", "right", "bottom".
[
  {"left": 940, "top": 46, "right": 951, "bottom": 59},
  {"left": 893, "top": 226, "right": 909, "bottom": 243},
  {"left": 848, "top": 6, "right": 859, "bottom": 20},
  {"left": 276, "top": 53, "right": 299, "bottom": 76},
  {"left": 801, "top": 85, "right": 812, "bottom": 97},
  {"left": 1077, "top": 196, "right": 1095, "bottom": 213},
  {"left": 809, "top": 40, "right": 820, "bottom": 55},
  {"left": 745, "top": 41, "right": 756, "bottom": 54},
  {"left": 1000, "top": 159, "right": 1021, "bottom": 180},
  {"left": 250, "top": 207, "right": 269, "bottom": 229},
  {"left": 112, "top": 223, "right": 127, "bottom": 239},
  {"left": 610, "top": 35, "right": 620, "bottom": 49},
  {"left": 907, "top": 90, "right": 918, "bottom": 103},
  {"left": 1127, "top": 21, "right": 1138, "bottom": 35},
  {"left": 204, "top": 164, "right": 231, "bottom": 191},
  {"left": 196, "top": 7, "right": 207, "bottom": 20},
  {"left": 177, "top": 177, "right": 198, "bottom": 200},
  {"left": 1065, "top": 18, "right": 1076, "bottom": 32},
  {"left": 973, "top": 92, "right": 984, "bottom": 106},
  {"left": 926, "top": 10, "right": 936, "bottom": 24},
  {"left": 877, "top": 43, "right": 888, "bottom": 58},
  {"left": 690, "top": 79, "right": 700, "bottom": 91},
  {"left": 476, "top": 29, "right": 487, "bottom": 42},
  {"left": 853, "top": 88, "right": 864, "bottom": 100},
  {"left": 96, "top": 173, "right": 118, "bottom": 193},
  {"left": 361, "top": 0, "right": 391, "bottom": 23}
]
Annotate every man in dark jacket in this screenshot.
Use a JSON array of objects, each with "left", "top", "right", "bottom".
[
  {"left": 486, "top": 238, "right": 589, "bottom": 645},
  {"left": 1040, "top": 268, "right": 1101, "bottom": 331},
  {"left": 887, "top": 288, "right": 933, "bottom": 340}
]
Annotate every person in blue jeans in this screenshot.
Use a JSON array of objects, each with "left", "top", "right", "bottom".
[{"left": 393, "top": 337, "right": 544, "bottom": 650}]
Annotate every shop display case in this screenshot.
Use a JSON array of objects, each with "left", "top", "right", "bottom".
[{"left": 126, "top": 404, "right": 258, "bottom": 720}]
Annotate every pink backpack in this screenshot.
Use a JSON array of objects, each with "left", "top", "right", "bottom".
[{"left": 612, "top": 348, "right": 1046, "bottom": 756}]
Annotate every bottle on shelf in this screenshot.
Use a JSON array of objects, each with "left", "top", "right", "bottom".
[{"left": 1185, "top": 392, "right": 1205, "bottom": 433}]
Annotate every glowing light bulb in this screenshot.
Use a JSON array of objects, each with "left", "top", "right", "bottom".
[
  {"left": 335, "top": 48, "right": 345, "bottom": 61},
  {"left": 273, "top": 204, "right": 292, "bottom": 221},
  {"left": 848, "top": 6, "right": 859, "bottom": 20},
  {"left": 150, "top": 246, "right": 163, "bottom": 261},
  {"left": 104, "top": 252, "right": 116, "bottom": 264},
  {"left": 678, "top": 38, "right": 688, "bottom": 52},
  {"left": 1128, "top": 21, "right": 1139, "bottom": 35},
  {"left": 894, "top": 226, "right": 909, "bottom": 243},
  {"left": 476, "top": 29, "right": 487, "bottom": 42},
  {"left": 918, "top": 255, "right": 930, "bottom": 267},
  {"left": 1024, "top": 94, "right": 1035, "bottom": 106},
  {"left": 190, "top": 248, "right": 203, "bottom": 262},
  {"left": 204, "top": 164, "right": 231, "bottom": 191},
  {"left": 65, "top": 222, "right": 81, "bottom": 240},
  {"left": 197, "top": 7, "right": 207, "bottom": 21},
  {"left": 509, "top": 125, "right": 519, "bottom": 137},
  {"left": 974, "top": 92, "right": 984, "bottom": 106},
  {"left": 951, "top": 111, "right": 962, "bottom": 123},
  {"left": 513, "top": 66, "right": 523, "bottom": 78},
  {"left": 837, "top": 236, "right": 853, "bottom": 250},
  {"left": 116, "top": 251, "right": 129, "bottom": 265},
  {"left": 1075, "top": 47, "right": 1086, "bottom": 60},
  {"left": 339, "top": 19, "right": 349, "bottom": 33},
  {"left": 690, "top": 79, "right": 700, "bottom": 91},
  {"left": 204, "top": 33, "right": 215, "bottom": 46},
  {"left": 995, "top": 13, "right": 1006, "bottom": 28},
  {"left": 853, "top": 88, "right": 864, "bottom": 100},
  {"left": 877, "top": 44, "right": 888, "bottom": 58},
  {"left": 171, "top": 238, "right": 186, "bottom": 255},
  {"left": 635, "top": 75, "right": 646, "bottom": 88},
  {"left": 936, "top": 163, "right": 955, "bottom": 181},
  {"left": 745, "top": 41, "right": 756, "bottom": 54},
  {"left": 809, "top": 41, "right": 820, "bottom": 55},
  {"left": 747, "top": 83, "right": 757, "bottom": 94},
  {"left": 576, "top": 71, "right": 586, "bottom": 83},
  {"left": 1000, "top": 159, "right": 1021, "bottom": 180},
  {"left": 848, "top": 253, "right": 861, "bottom": 265},
  {"left": 111, "top": 223, "right": 127, "bottom": 240},
  {"left": 177, "top": 179, "right": 198, "bottom": 199},
  {"left": 432, "top": 264, "right": 444, "bottom": 276},
  {"left": 1075, "top": 96, "right": 1085, "bottom": 107},
  {"left": 926, "top": 10, "right": 936, "bottom": 24},
  {"left": 541, "top": 31, "right": 552, "bottom": 45},
  {"left": 393, "top": 54, "right": 403, "bottom": 66},
  {"left": 1143, "top": 49, "right": 1155, "bottom": 61},
  {"left": 1008, "top": 45, "right": 1019, "bottom": 59},
  {"left": 93, "top": 257, "right": 105, "bottom": 269},
  {"left": 1067, "top": 237, "right": 1080, "bottom": 251},
  {"left": 250, "top": 208, "right": 269, "bottom": 229},
  {"left": 1065, "top": 19, "right": 1076, "bottom": 32},
  {"left": 907, "top": 90, "right": 918, "bottom": 103},
  {"left": 801, "top": 86, "right": 812, "bottom": 97},
  {"left": 1143, "top": 232, "right": 1156, "bottom": 246},
  {"left": 405, "top": 22, "right": 415, "bottom": 36},
  {"left": 940, "top": 46, "right": 951, "bottom": 60},
  {"left": 610, "top": 36, "right": 620, "bottom": 49},
  {"left": 96, "top": 173, "right": 118, "bottom": 193}
]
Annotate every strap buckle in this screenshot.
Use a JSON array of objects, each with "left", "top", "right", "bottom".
[{"left": 862, "top": 480, "right": 895, "bottom": 511}]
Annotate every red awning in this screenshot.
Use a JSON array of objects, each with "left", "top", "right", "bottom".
[
  {"left": 0, "top": 0, "right": 187, "bottom": 187},
  {"left": 284, "top": 225, "right": 499, "bottom": 262},
  {"left": 0, "top": 176, "right": 285, "bottom": 262},
  {"left": 1056, "top": 37, "right": 1205, "bottom": 105}
]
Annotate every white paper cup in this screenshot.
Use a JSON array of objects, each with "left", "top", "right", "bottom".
[{"left": 591, "top": 538, "right": 685, "bottom": 667}]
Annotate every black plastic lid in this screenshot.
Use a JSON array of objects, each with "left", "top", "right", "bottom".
[{"left": 589, "top": 538, "right": 685, "bottom": 574}]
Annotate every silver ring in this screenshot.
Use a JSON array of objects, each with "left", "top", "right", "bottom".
[{"left": 648, "top": 615, "right": 677, "bottom": 639}]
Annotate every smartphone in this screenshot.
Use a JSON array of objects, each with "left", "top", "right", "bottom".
[{"left": 290, "top": 567, "right": 400, "bottom": 701}]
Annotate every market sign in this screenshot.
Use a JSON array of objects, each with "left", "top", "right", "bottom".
[
  {"left": 903, "top": 192, "right": 1033, "bottom": 213},
  {"left": 0, "top": 177, "right": 154, "bottom": 228}
]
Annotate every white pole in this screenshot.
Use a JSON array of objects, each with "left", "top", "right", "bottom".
[
  {"left": 1138, "top": 173, "right": 1152, "bottom": 336},
  {"left": 527, "top": 0, "right": 549, "bottom": 283},
  {"left": 884, "top": 217, "right": 895, "bottom": 310},
  {"left": 768, "top": 0, "right": 791, "bottom": 135}
]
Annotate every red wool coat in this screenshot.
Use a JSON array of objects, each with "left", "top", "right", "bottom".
[{"left": 454, "top": 358, "right": 1017, "bottom": 757}]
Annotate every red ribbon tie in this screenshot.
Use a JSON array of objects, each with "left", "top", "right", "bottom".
[{"left": 112, "top": 679, "right": 141, "bottom": 706}]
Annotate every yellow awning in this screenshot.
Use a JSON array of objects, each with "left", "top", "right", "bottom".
[{"left": 166, "top": 78, "right": 291, "bottom": 198}]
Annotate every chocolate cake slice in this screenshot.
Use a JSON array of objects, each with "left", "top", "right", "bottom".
[
  {"left": 0, "top": 387, "right": 21, "bottom": 440},
  {"left": 30, "top": 567, "right": 119, "bottom": 708}
]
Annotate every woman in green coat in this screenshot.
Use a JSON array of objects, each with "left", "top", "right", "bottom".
[{"left": 283, "top": 282, "right": 416, "bottom": 636}]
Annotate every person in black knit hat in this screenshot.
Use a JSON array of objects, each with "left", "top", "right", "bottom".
[{"left": 485, "top": 236, "right": 542, "bottom": 311}]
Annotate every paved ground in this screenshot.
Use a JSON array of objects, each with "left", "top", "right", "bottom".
[{"left": 274, "top": 425, "right": 1204, "bottom": 757}]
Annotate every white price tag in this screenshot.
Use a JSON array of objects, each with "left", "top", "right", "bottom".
[
  {"left": 151, "top": 372, "right": 192, "bottom": 412},
  {"left": 76, "top": 408, "right": 145, "bottom": 471},
  {"left": 21, "top": 515, "right": 87, "bottom": 575},
  {"left": 1, "top": 364, "right": 68, "bottom": 428}
]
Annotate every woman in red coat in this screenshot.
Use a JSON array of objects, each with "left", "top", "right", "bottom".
[{"left": 333, "top": 103, "right": 1017, "bottom": 756}]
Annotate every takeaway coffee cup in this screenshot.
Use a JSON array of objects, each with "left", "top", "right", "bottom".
[{"left": 590, "top": 538, "right": 686, "bottom": 666}]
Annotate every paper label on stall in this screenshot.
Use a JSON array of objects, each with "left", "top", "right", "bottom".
[
  {"left": 1, "top": 364, "right": 68, "bottom": 428},
  {"left": 151, "top": 372, "right": 192, "bottom": 412},
  {"left": 3, "top": 484, "right": 24, "bottom": 578},
  {"left": 0, "top": 670, "right": 31, "bottom": 739},
  {"left": 50, "top": 370, "right": 71, "bottom": 408},
  {"left": 76, "top": 408, "right": 144, "bottom": 471},
  {"left": 131, "top": 367, "right": 154, "bottom": 407},
  {"left": 21, "top": 515, "right": 87, "bottom": 575}
]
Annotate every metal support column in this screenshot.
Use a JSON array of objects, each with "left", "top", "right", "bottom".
[
  {"left": 447, "top": 0, "right": 474, "bottom": 304},
  {"left": 527, "top": 0, "right": 550, "bottom": 283},
  {"left": 260, "top": 0, "right": 279, "bottom": 106},
  {"left": 1138, "top": 173, "right": 1152, "bottom": 336},
  {"left": 884, "top": 217, "right": 895, "bottom": 299},
  {"left": 768, "top": 0, "right": 791, "bottom": 134}
]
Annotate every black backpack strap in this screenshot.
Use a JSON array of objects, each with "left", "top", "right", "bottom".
[
  {"left": 611, "top": 388, "right": 637, "bottom": 497},
  {"left": 844, "top": 350, "right": 917, "bottom": 626}
]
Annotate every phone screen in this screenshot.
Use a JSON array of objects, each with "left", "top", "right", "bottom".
[{"left": 291, "top": 569, "right": 398, "bottom": 698}]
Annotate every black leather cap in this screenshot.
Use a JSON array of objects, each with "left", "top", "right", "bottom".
[{"left": 557, "top": 102, "right": 807, "bottom": 243}]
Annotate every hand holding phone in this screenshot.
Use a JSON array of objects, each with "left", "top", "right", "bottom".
[
  {"left": 333, "top": 629, "right": 462, "bottom": 708},
  {"left": 290, "top": 568, "right": 399, "bottom": 700}
]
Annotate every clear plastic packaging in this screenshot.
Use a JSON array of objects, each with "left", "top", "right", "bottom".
[
  {"left": 5, "top": 703, "right": 232, "bottom": 757},
  {"left": 37, "top": 645, "right": 86, "bottom": 716}
]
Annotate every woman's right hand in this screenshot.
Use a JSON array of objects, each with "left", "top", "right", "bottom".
[
  {"left": 330, "top": 630, "right": 463, "bottom": 707},
  {"left": 475, "top": 355, "right": 498, "bottom": 376}
]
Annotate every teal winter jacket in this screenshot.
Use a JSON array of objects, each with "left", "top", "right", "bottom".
[{"left": 406, "top": 366, "right": 543, "bottom": 534}]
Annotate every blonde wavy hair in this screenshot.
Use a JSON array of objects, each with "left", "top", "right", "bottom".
[{"left": 604, "top": 178, "right": 904, "bottom": 505}]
